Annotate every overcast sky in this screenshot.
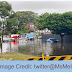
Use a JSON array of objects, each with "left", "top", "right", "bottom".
[{"left": 6, "top": 1, "right": 72, "bottom": 15}]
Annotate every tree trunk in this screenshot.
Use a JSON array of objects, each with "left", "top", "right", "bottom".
[
  {"left": 60, "top": 33, "right": 65, "bottom": 43},
  {"left": 61, "top": 36, "right": 63, "bottom": 43},
  {"left": 60, "top": 33, "right": 65, "bottom": 55}
]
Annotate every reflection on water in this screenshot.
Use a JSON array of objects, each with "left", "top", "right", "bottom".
[
  {"left": 0, "top": 39, "right": 72, "bottom": 56},
  {"left": 1, "top": 43, "right": 10, "bottom": 53}
]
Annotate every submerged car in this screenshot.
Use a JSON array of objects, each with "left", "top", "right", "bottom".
[{"left": 46, "top": 38, "right": 59, "bottom": 43}]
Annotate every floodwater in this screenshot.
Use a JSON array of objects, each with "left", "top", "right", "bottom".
[{"left": 0, "top": 39, "right": 72, "bottom": 56}]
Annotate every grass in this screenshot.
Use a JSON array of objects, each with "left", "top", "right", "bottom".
[{"left": 0, "top": 52, "right": 37, "bottom": 61}]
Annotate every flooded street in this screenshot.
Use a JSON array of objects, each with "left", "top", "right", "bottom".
[{"left": 0, "top": 39, "right": 72, "bottom": 57}]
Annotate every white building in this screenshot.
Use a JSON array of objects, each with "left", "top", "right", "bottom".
[{"left": 36, "top": 28, "right": 51, "bottom": 34}]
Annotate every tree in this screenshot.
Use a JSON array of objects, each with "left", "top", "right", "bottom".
[
  {"left": 16, "top": 11, "right": 38, "bottom": 31},
  {"left": 0, "top": 1, "right": 12, "bottom": 18},
  {"left": 36, "top": 12, "right": 72, "bottom": 43},
  {"left": 6, "top": 16, "right": 18, "bottom": 33},
  {"left": 0, "top": 1, "right": 12, "bottom": 34},
  {"left": 0, "top": 1, "right": 19, "bottom": 34},
  {"left": 35, "top": 12, "right": 49, "bottom": 30},
  {"left": 0, "top": 1, "right": 12, "bottom": 11},
  {"left": 5, "top": 10, "right": 19, "bottom": 34},
  {"left": 0, "top": 1, "right": 12, "bottom": 53},
  {"left": 17, "top": 24, "right": 29, "bottom": 34}
]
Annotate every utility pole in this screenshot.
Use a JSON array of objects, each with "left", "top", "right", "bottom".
[{"left": 34, "top": 24, "right": 35, "bottom": 55}]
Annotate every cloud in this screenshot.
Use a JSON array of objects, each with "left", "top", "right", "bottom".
[
  {"left": 14, "top": 7, "right": 72, "bottom": 15},
  {"left": 35, "top": 8, "right": 57, "bottom": 15},
  {"left": 35, "top": 7, "right": 72, "bottom": 15},
  {"left": 6, "top": 1, "right": 72, "bottom": 15}
]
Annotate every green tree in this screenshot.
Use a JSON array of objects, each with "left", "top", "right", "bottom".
[
  {"left": 0, "top": 1, "right": 12, "bottom": 18},
  {"left": 0, "top": 1, "right": 12, "bottom": 11},
  {"left": 6, "top": 16, "right": 18, "bottom": 33},
  {"left": 6, "top": 10, "right": 19, "bottom": 34},
  {"left": 0, "top": 1, "right": 12, "bottom": 35},
  {"left": 17, "top": 24, "right": 29, "bottom": 34},
  {"left": 35, "top": 12, "right": 49, "bottom": 30},
  {"left": 16, "top": 11, "right": 38, "bottom": 31},
  {"left": 36, "top": 12, "right": 72, "bottom": 43}
]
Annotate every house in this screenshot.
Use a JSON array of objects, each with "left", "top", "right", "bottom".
[
  {"left": 25, "top": 22, "right": 36, "bottom": 33},
  {"left": 36, "top": 28, "right": 51, "bottom": 34},
  {"left": 25, "top": 22, "right": 30, "bottom": 33},
  {"left": 25, "top": 22, "right": 51, "bottom": 34}
]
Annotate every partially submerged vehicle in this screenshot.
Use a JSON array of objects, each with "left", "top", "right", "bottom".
[
  {"left": 46, "top": 38, "right": 59, "bottom": 43},
  {"left": 11, "top": 34, "right": 19, "bottom": 42},
  {"left": 26, "top": 34, "right": 34, "bottom": 40},
  {"left": 11, "top": 34, "right": 27, "bottom": 42}
]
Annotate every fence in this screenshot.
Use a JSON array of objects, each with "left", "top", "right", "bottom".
[
  {"left": 42, "top": 34, "right": 72, "bottom": 43},
  {"left": 26, "top": 53, "right": 72, "bottom": 61}
]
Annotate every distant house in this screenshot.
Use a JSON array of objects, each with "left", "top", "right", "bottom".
[
  {"left": 25, "top": 22, "right": 30, "bottom": 33},
  {"left": 25, "top": 22, "right": 36, "bottom": 33},
  {"left": 36, "top": 28, "right": 51, "bottom": 34},
  {"left": 25, "top": 22, "right": 51, "bottom": 34}
]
